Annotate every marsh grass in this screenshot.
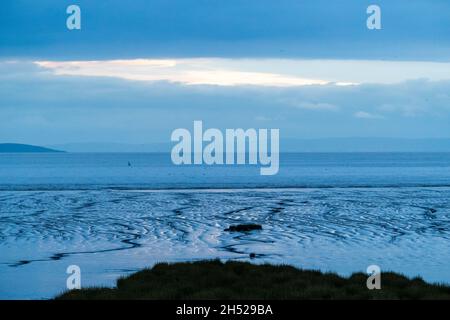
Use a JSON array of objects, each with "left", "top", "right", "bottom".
[{"left": 57, "top": 260, "right": 450, "bottom": 300}]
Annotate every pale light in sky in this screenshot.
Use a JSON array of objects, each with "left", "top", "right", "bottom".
[
  {"left": 35, "top": 59, "right": 331, "bottom": 87},
  {"left": 34, "top": 58, "right": 450, "bottom": 87}
]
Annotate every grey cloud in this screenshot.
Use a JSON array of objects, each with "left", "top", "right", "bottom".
[{"left": 1, "top": 62, "right": 450, "bottom": 145}]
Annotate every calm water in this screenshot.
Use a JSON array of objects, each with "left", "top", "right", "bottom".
[{"left": 1, "top": 153, "right": 450, "bottom": 299}]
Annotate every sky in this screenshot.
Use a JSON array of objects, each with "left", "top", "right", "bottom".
[{"left": 1, "top": 0, "right": 450, "bottom": 148}]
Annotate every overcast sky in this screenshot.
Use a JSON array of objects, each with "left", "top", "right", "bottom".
[{"left": 1, "top": 0, "right": 450, "bottom": 146}]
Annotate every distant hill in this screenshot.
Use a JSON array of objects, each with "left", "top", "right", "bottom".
[
  {"left": 50, "top": 138, "right": 450, "bottom": 153},
  {"left": 0, "top": 143, "right": 64, "bottom": 153}
]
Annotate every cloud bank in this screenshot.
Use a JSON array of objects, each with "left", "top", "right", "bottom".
[{"left": 1, "top": 61, "right": 450, "bottom": 146}]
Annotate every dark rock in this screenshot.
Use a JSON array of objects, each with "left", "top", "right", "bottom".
[
  {"left": 249, "top": 253, "right": 257, "bottom": 259},
  {"left": 224, "top": 224, "right": 262, "bottom": 232}
]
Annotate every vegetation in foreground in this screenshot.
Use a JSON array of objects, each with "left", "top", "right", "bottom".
[{"left": 57, "top": 260, "right": 450, "bottom": 300}]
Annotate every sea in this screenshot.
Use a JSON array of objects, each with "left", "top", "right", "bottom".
[{"left": 1, "top": 152, "right": 450, "bottom": 299}]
